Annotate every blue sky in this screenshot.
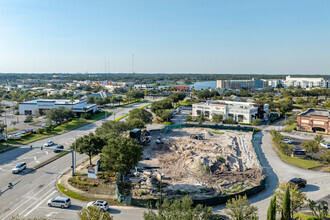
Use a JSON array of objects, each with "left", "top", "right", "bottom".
[{"left": 0, "top": 0, "right": 329, "bottom": 74}]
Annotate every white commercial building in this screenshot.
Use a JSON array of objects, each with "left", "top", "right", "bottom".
[
  {"left": 19, "top": 99, "right": 97, "bottom": 115},
  {"left": 283, "top": 75, "right": 329, "bottom": 88},
  {"left": 192, "top": 100, "right": 269, "bottom": 123}
]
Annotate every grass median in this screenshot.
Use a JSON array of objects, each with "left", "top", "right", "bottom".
[
  {"left": 57, "top": 184, "right": 122, "bottom": 205},
  {"left": 271, "top": 140, "right": 322, "bottom": 169}
]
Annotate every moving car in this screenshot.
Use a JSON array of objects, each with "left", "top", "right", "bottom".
[
  {"left": 44, "top": 141, "right": 54, "bottom": 147},
  {"left": 289, "top": 178, "right": 307, "bottom": 188},
  {"left": 12, "top": 162, "right": 26, "bottom": 174},
  {"left": 282, "top": 138, "right": 292, "bottom": 144},
  {"left": 48, "top": 196, "right": 71, "bottom": 208},
  {"left": 86, "top": 200, "right": 109, "bottom": 212},
  {"left": 320, "top": 143, "right": 330, "bottom": 149},
  {"left": 54, "top": 145, "right": 64, "bottom": 153}
]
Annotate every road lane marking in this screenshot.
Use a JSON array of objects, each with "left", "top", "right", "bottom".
[
  {"left": 24, "top": 190, "right": 56, "bottom": 217},
  {"left": 18, "top": 187, "right": 55, "bottom": 217},
  {"left": 2, "top": 180, "right": 55, "bottom": 220}
]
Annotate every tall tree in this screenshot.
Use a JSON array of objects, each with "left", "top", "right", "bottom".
[
  {"left": 143, "top": 196, "right": 212, "bottom": 220},
  {"left": 274, "top": 182, "right": 306, "bottom": 218},
  {"left": 225, "top": 195, "right": 259, "bottom": 220},
  {"left": 73, "top": 132, "right": 106, "bottom": 165},
  {"left": 101, "top": 136, "right": 143, "bottom": 183},
  {"left": 267, "top": 196, "right": 276, "bottom": 220},
  {"left": 128, "top": 108, "right": 152, "bottom": 124},
  {"left": 282, "top": 187, "right": 291, "bottom": 220}
]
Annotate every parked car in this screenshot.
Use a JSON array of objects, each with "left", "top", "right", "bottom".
[
  {"left": 48, "top": 196, "right": 71, "bottom": 208},
  {"left": 12, "top": 162, "right": 26, "bottom": 174},
  {"left": 44, "top": 141, "right": 54, "bottom": 147},
  {"left": 282, "top": 138, "right": 292, "bottom": 144},
  {"left": 289, "top": 178, "right": 307, "bottom": 188},
  {"left": 24, "top": 129, "right": 35, "bottom": 133},
  {"left": 54, "top": 145, "right": 64, "bottom": 153},
  {"left": 320, "top": 143, "right": 330, "bottom": 149},
  {"left": 86, "top": 200, "right": 109, "bottom": 212}
]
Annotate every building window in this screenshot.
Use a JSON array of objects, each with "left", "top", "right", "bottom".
[
  {"left": 204, "top": 111, "right": 210, "bottom": 118},
  {"left": 197, "top": 110, "right": 201, "bottom": 115}
]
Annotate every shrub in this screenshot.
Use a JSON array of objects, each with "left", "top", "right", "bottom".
[
  {"left": 24, "top": 115, "right": 33, "bottom": 122},
  {"left": 75, "top": 176, "right": 97, "bottom": 187}
]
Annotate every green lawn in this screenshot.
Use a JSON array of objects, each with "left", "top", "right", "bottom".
[
  {"left": 28, "top": 121, "right": 41, "bottom": 125},
  {"left": 5, "top": 128, "right": 18, "bottom": 133},
  {"left": 57, "top": 184, "right": 91, "bottom": 201},
  {"left": 54, "top": 120, "right": 89, "bottom": 132},
  {"left": 57, "top": 184, "right": 122, "bottom": 205},
  {"left": 271, "top": 140, "right": 323, "bottom": 169}
]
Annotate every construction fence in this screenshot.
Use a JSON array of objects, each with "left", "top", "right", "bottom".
[{"left": 115, "top": 123, "right": 266, "bottom": 207}]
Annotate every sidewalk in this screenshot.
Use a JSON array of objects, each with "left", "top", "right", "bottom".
[{"left": 57, "top": 156, "right": 116, "bottom": 199}]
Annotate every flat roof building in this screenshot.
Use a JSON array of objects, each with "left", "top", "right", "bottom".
[
  {"left": 297, "top": 108, "right": 330, "bottom": 133},
  {"left": 192, "top": 100, "right": 269, "bottom": 123},
  {"left": 284, "top": 75, "right": 329, "bottom": 88},
  {"left": 19, "top": 99, "right": 97, "bottom": 115}
]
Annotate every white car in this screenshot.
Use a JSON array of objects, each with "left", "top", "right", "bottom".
[
  {"left": 282, "top": 138, "right": 292, "bottom": 144},
  {"left": 12, "top": 162, "right": 26, "bottom": 174},
  {"left": 320, "top": 143, "right": 330, "bottom": 149},
  {"left": 44, "top": 141, "right": 54, "bottom": 147},
  {"left": 48, "top": 196, "right": 71, "bottom": 208},
  {"left": 86, "top": 200, "right": 109, "bottom": 212}
]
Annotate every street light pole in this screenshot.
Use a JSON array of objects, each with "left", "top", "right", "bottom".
[
  {"left": 74, "top": 137, "right": 77, "bottom": 173},
  {"left": 71, "top": 150, "right": 75, "bottom": 176}
]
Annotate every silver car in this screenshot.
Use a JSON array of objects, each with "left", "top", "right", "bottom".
[
  {"left": 12, "top": 162, "right": 26, "bottom": 174},
  {"left": 48, "top": 196, "right": 71, "bottom": 208}
]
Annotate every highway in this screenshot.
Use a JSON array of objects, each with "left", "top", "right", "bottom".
[{"left": 0, "top": 104, "right": 329, "bottom": 219}]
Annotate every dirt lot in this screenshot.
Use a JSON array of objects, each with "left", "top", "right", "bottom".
[{"left": 130, "top": 127, "right": 263, "bottom": 199}]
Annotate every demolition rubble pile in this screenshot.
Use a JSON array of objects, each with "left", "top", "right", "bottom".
[{"left": 129, "top": 128, "right": 263, "bottom": 199}]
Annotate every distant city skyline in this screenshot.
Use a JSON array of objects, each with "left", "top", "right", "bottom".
[{"left": 0, "top": 0, "right": 330, "bottom": 74}]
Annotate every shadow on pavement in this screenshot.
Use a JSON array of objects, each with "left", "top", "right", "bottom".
[
  {"left": 68, "top": 205, "right": 83, "bottom": 210},
  {"left": 248, "top": 131, "right": 279, "bottom": 203},
  {"left": 19, "top": 168, "right": 36, "bottom": 175},
  {"left": 109, "top": 208, "right": 121, "bottom": 214},
  {"left": 302, "top": 184, "right": 320, "bottom": 192}
]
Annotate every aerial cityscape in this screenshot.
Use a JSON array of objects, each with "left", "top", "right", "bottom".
[{"left": 0, "top": 1, "right": 329, "bottom": 220}]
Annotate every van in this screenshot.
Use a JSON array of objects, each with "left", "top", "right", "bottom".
[{"left": 47, "top": 196, "right": 71, "bottom": 208}]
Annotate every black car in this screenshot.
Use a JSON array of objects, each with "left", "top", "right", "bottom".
[
  {"left": 289, "top": 178, "right": 307, "bottom": 188},
  {"left": 54, "top": 145, "right": 64, "bottom": 153}
]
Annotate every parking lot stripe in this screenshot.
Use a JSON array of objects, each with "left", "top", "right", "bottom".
[{"left": 23, "top": 190, "right": 56, "bottom": 217}]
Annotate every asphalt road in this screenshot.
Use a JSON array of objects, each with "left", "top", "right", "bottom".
[
  {"left": 1, "top": 102, "right": 329, "bottom": 219},
  {"left": 0, "top": 100, "right": 158, "bottom": 220}
]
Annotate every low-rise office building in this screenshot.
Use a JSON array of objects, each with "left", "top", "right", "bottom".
[
  {"left": 192, "top": 100, "right": 269, "bottom": 123},
  {"left": 297, "top": 108, "right": 330, "bottom": 133},
  {"left": 19, "top": 99, "right": 97, "bottom": 115}
]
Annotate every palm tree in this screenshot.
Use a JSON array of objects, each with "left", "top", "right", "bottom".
[{"left": 313, "top": 134, "right": 325, "bottom": 146}]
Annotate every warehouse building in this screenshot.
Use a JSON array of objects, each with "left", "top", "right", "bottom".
[
  {"left": 192, "top": 100, "right": 269, "bottom": 123},
  {"left": 19, "top": 99, "right": 97, "bottom": 115}
]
